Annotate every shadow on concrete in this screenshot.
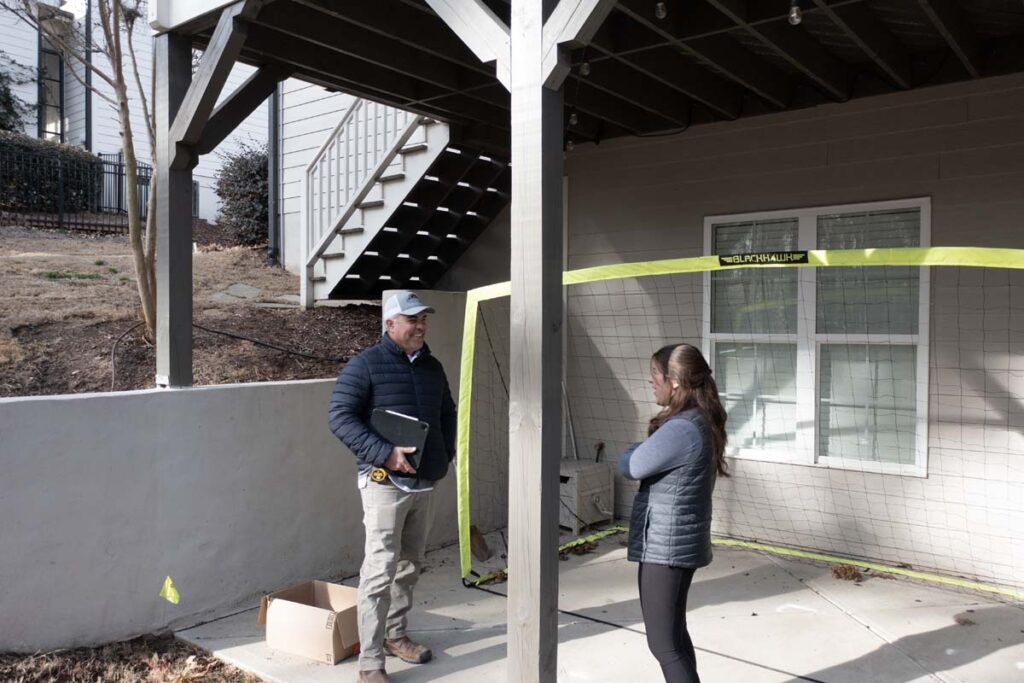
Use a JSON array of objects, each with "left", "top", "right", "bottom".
[{"left": 781, "top": 605, "right": 1024, "bottom": 683}]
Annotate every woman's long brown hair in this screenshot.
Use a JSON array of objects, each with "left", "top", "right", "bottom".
[{"left": 648, "top": 343, "right": 729, "bottom": 477}]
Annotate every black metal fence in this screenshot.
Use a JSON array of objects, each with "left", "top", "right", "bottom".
[{"left": 0, "top": 149, "right": 200, "bottom": 234}]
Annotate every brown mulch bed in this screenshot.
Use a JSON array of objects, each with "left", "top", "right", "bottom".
[
  {"left": 0, "top": 224, "right": 382, "bottom": 396},
  {"left": 0, "top": 634, "right": 262, "bottom": 683},
  {"left": 9, "top": 305, "right": 381, "bottom": 394}
]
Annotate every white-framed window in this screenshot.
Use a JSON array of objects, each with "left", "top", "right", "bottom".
[{"left": 702, "top": 198, "right": 930, "bottom": 477}]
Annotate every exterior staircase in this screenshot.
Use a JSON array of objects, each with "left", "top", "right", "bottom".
[{"left": 301, "top": 98, "right": 510, "bottom": 305}]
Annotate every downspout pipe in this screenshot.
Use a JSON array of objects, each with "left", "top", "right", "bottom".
[
  {"left": 266, "top": 82, "right": 281, "bottom": 265},
  {"left": 84, "top": 0, "right": 92, "bottom": 152}
]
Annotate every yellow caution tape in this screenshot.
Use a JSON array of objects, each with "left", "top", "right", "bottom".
[
  {"left": 455, "top": 246, "right": 1024, "bottom": 579},
  {"left": 455, "top": 290, "right": 482, "bottom": 578},
  {"left": 559, "top": 525, "right": 628, "bottom": 552},
  {"left": 711, "top": 538, "right": 1024, "bottom": 601},
  {"left": 466, "top": 526, "right": 629, "bottom": 587},
  {"left": 159, "top": 575, "right": 180, "bottom": 605}
]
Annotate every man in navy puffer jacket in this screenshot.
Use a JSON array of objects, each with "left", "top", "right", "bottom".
[{"left": 328, "top": 291, "right": 456, "bottom": 683}]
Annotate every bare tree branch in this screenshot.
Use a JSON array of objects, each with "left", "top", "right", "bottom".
[
  {"left": 61, "top": 50, "right": 118, "bottom": 107},
  {"left": 124, "top": 5, "right": 154, "bottom": 147}
]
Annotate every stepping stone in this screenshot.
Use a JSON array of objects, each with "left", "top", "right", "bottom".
[
  {"left": 225, "top": 283, "right": 262, "bottom": 299},
  {"left": 210, "top": 292, "right": 242, "bottom": 304}
]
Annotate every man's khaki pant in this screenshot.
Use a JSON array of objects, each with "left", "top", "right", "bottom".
[{"left": 357, "top": 483, "right": 435, "bottom": 671}]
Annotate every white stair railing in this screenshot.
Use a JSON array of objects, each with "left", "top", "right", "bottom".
[{"left": 301, "top": 98, "right": 426, "bottom": 307}]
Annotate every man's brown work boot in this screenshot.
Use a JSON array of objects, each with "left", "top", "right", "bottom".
[
  {"left": 384, "top": 636, "right": 432, "bottom": 664},
  {"left": 356, "top": 669, "right": 390, "bottom": 683}
]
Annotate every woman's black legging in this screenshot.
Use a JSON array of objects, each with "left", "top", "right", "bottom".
[{"left": 638, "top": 562, "right": 699, "bottom": 683}]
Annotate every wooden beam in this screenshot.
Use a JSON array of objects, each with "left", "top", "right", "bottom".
[
  {"left": 811, "top": 0, "right": 913, "bottom": 89},
  {"left": 918, "top": 0, "right": 982, "bottom": 78},
  {"left": 705, "top": 0, "right": 850, "bottom": 101},
  {"left": 573, "top": 56, "right": 690, "bottom": 126},
  {"left": 507, "top": 0, "right": 564, "bottom": 679},
  {"left": 154, "top": 32, "right": 194, "bottom": 388},
  {"left": 546, "top": 0, "right": 616, "bottom": 47},
  {"left": 296, "top": 0, "right": 494, "bottom": 76},
  {"left": 542, "top": 0, "right": 616, "bottom": 87},
  {"left": 169, "top": 0, "right": 261, "bottom": 168},
  {"left": 425, "top": 0, "right": 512, "bottom": 88},
  {"left": 567, "top": 75, "right": 677, "bottom": 133},
  {"left": 237, "top": 25, "right": 510, "bottom": 123},
  {"left": 255, "top": 2, "right": 495, "bottom": 96},
  {"left": 196, "top": 65, "right": 289, "bottom": 156},
  {"left": 587, "top": 14, "right": 741, "bottom": 119},
  {"left": 615, "top": 0, "right": 792, "bottom": 109}
]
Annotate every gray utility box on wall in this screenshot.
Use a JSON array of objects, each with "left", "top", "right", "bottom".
[{"left": 559, "top": 460, "right": 615, "bottom": 536}]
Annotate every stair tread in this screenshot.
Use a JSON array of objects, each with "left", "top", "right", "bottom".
[{"left": 399, "top": 142, "right": 428, "bottom": 154}]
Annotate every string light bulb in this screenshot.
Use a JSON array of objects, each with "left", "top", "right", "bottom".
[
  {"left": 579, "top": 61, "right": 591, "bottom": 76},
  {"left": 566, "top": 139, "right": 575, "bottom": 152},
  {"left": 654, "top": 2, "right": 667, "bottom": 20},
  {"left": 569, "top": 111, "right": 579, "bottom": 126},
  {"left": 788, "top": 0, "right": 803, "bottom": 26}
]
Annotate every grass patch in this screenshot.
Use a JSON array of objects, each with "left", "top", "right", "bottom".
[
  {"left": 94, "top": 259, "right": 107, "bottom": 266},
  {"left": 43, "top": 271, "right": 103, "bottom": 281},
  {"left": 107, "top": 267, "right": 119, "bottom": 274}
]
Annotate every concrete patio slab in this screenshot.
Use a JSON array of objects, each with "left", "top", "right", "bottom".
[{"left": 178, "top": 534, "right": 1024, "bottom": 682}]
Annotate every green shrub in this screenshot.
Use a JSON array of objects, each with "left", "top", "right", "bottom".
[
  {"left": 213, "top": 142, "right": 268, "bottom": 246},
  {"left": 0, "top": 131, "right": 104, "bottom": 213}
]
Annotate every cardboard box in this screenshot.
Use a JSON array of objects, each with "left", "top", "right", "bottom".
[{"left": 256, "top": 580, "right": 360, "bottom": 664}]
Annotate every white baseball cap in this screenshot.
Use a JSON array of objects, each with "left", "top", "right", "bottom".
[{"left": 383, "top": 291, "right": 435, "bottom": 321}]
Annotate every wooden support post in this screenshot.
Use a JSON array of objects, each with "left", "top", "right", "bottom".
[
  {"left": 154, "top": 32, "right": 194, "bottom": 387},
  {"left": 507, "top": 1, "right": 563, "bottom": 680},
  {"left": 431, "top": 2, "right": 612, "bottom": 680}
]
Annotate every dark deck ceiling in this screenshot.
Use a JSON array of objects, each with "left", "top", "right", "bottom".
[{"left": 186, "top": 0, "right": 1024, "bottom": 153}]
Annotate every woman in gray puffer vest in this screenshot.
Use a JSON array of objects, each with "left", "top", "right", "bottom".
[{"left": 618, "top": 343, "right": 729, "bottom": 683}]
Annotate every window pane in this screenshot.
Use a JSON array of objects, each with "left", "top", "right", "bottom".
[
  {"left": 712, "top": 218, "right": 798, "bottom": 334},
  {"left": 714, "top": 342, "right": 797, "bottom": 450},
  {"left": 42, "top": 105, "right": 61, "bottom": 137},
  {"left": 818, "top": 344, "right": 917, "bottom": 464},
  {"left": 817, "top": 209, "right": 920, "bottom": 334},
  {"left": 41, "top": 78, "right": 60, "bottom": 107},
  {"left": 41, "top": 51, "right": 61, "bottom": 79}
]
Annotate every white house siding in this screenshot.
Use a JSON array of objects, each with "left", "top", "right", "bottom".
[
  {"left": 278, "top": 78, "right": 358, "bottom": 272},
  {"left": 0, "top": 3, "right": 42, "bottom": 137},
  {"left": 192, "top": 62, "right": 267, "bottom": 223},
  {"left": 87, "top": 15, "right": 266, "bottom": 221},
  {"left": 86, "top": 8, "right": 151, "bottom": 163},
  {"left": 440, "top": 73, "right": 1024, "bottom": 589}
]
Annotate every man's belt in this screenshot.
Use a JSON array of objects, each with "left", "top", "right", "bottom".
[{"left": 369, "top": 467, "right": 389, "bottom": 484}]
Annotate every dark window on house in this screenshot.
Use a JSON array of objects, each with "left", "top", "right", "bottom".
[{"left": 38, "top": 40, "right": 64, "bottom": 142}]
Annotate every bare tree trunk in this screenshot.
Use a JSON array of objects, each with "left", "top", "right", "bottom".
[
  {"left": 98, "top": 0, "right": 156, "bottom": 341},
  {"left": 120, "top": 96, "right": 156, "bottom": 341}
]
